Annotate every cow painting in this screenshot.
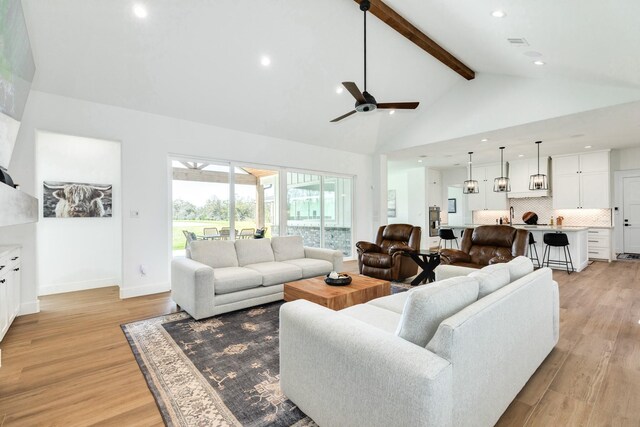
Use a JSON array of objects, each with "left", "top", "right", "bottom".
[{"left": 43, "top": 181, "right": 113, "bottom": 218}]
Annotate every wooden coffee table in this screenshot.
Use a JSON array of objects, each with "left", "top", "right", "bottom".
[{"left": 284, "top": 274, "right": 391, "bottom": 310}]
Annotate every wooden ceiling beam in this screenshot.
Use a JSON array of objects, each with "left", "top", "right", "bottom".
[{"left": 354, "top": 0, "right": 475, "bottom": 80}]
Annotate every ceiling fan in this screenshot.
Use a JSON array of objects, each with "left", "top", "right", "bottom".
[{"left": 331, "top": 0, "right": 420, "bottom": 123}]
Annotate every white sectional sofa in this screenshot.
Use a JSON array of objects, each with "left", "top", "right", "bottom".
[
  {"left": 171, "top": 235, "right": 342, "bottom": 319},
  {"left": 280, "top": 257, "right": 559, "bottom": 427}
]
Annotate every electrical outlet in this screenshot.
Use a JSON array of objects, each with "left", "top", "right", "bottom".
[{"left": 130, "top": 210, "right": 140, "bottom": 218}]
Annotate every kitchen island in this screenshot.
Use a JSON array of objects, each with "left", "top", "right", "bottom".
[{"left": 442, "top": 224, "right": 589, "bottom": 272}]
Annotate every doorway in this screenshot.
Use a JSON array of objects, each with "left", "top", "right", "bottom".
[{"left": 622, "top": 176, "right": 640, "bottom": 254}]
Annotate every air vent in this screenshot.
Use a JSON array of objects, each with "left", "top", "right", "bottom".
[{"left": 507, "top": 38, "right": 529, "bottom": 46}]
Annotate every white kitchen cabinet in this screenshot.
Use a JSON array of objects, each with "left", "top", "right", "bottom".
[
  {"left": 586, "top": 228, "right": 612, "bottom": 261},
  {"left": 467, "top": 164, "right": 509, "bottom": 211},
  {"left": 508, "top": 157, "right": 550, "bottom": 198},
  {"left": 0, "top": 246, "right": 21, "bottom": 342},
  {"left": 427, "top": 168, "right": 442, "bottom": 208},
  {"left": 552, "top": 151, "right": 610, "bottom": 209}
]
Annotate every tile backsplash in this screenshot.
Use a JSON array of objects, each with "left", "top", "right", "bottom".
[{"left": 473, "top": 197, "right": 612, "bottom": 227}]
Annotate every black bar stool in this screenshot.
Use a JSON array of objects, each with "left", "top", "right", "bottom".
[
  {"left": 528, "top": 232, "right": 540, "bottom": 268},
  {"left": 542, "top": 232, "right": 574, "bottom": 274},
  {"left": 439, "top": 228, "right": 459, "bottom": 249}
]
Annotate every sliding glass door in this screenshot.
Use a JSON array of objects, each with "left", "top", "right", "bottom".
[
  {"left": 171, "top": 158, "right": 353, "bottom": 258},
  {"left": 286, "top": 172, "right": 353, "bottom": 256}
]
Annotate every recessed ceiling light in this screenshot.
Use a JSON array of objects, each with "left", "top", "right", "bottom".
[
  {"left": 133, "top": 4, "right": 147, "bottom": 18},
  {"left": 389, "top": 110, "right": 395, "bottom": 115},
  {"left": 518, "top": 154, "right": 525, "bottom": 158},
  {"left": 481, "top": 138, "right": 489, "bottom": 142},
  {"left": 260, "top": 56, "right": 271, "bottom": 67},
  {"left": 418, "top": 159, "right": 423, "bottom": 163},
  {"left": 336, "top": 86, "right": 344, "bottom": 94},
  {"left": 533, "top": 60, "right": 546, "bottom": 66},
  {"left": 491, "top": 10, "right": 506, "bottom": 18},
  {"left": 584, "top": 145, "right": 592, "bottom": 149}
]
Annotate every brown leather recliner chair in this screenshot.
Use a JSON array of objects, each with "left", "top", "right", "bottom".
[
  {"left": 356, "top": 224, "right": 421, "bottom": 281},
  {"left": 440, "top": 225, "right": 528, "bottom": 269}
]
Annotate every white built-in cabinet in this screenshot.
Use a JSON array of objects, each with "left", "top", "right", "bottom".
[
  {"left": 427, "top": 169, "right": 442, "bottom": 208},
  {"left": 0, "top": 246, "right": 21, "bottom": 342},
  {"left": 507, "top": 157, "right": 551, "bottom": 198},
  {"left": 552, "top": 151, "right": 610, "bottom": 209},
  {"left": 466, "top": 164, "right": 509, "bottom": 211}
]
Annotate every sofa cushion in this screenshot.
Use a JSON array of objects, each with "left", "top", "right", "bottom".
[
  {"left": 235, "top": 238, "right": 275, "bottom": 266},
  {"left": 189, "top": 240, "right": 238, "bottom": 268},
  {"left": 468, "top": 263, "right": 511, "bottom": 299},
  {"left": 244, "top": 262, "right": 302, "bottom": 286},
  {"left": 434, "top": 264, "right": 479, "bottom": 281},
  {"left": 282, "top": 258, "right": 333, "bottom": 278},
  {"left": 367, "top": 292, "right": 410, "bottom": 314},
  {"left": 271, "top": 236, "right": 305, "bottom": 262},
  {"left": 339, "top": 304, "right": 402, "bottom": 334},
  {"left": 507, "top": 256, "right": 534, "bottom": 281},
  {"left": 212, "top": 267, "right": 263, "bottom": 295},
  {"left": 396, "top": 276, "right": 479, "bottom": 347}
]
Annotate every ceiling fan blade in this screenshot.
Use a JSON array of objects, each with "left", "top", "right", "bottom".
[
  {"left": 342, "top": 82, "right": 366, "bottom": 104},
  {"left": 330, "top": 110, "right": 357, "bottom": 123},
  {"left": 377, "top": 102, "right": 420, "bottom": 110}
]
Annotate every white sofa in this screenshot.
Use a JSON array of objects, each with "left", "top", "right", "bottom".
[
  {"left": 280, "top": 257, "right": 559, "bottom": 427},
  {"left": 171, "top": 235, "right": 342, "bottom": 319}
]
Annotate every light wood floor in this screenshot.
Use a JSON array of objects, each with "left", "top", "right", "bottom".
[{"left": 0, "top": 260, "right": 638, "bottom": 426}]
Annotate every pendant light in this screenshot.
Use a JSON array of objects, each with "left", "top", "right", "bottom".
[
  {"left": 529, "top": 140, "right": 548, "bottom": 190},
  {"left": 493, "top": 146, "right": 510, "bottom": 192},
  {"left": 463, "top": 152, "right": 479, "bottom": 194}
]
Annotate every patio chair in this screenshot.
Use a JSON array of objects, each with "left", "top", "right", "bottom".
[
  {"left": 203, "top": 227, "right": 220, "bottom": 239},
  {"left": 182, "top": 230, "right": 198, "bottom": 249},
  {"left": 239, "top": 228, "right": 256, "bottom": 239},
  {"left": 219, "top": 227, "right": 232, "bottom": 240}
]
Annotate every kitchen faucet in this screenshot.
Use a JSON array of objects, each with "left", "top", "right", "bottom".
[{"left": 510, "top": 206, "right": 514, "bottom": 224}]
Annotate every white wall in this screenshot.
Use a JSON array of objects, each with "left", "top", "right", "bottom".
[
  {"left": 611, "top": 146, "right": 640, "bottom": 171},
  {"left": 440, "top": 167, "right": 472, "bottom": 225},
  {"left": 379, "top": 74, "right": 640, "bottom": 154},
  {"left": 0, "top": 90, "right": 374, "bottom": 309},
  {"left": 36, "top": 132, "right": 121, "bottom": 295},
  {"left": 387, "top": 171, "right": 409, "bottom": 224},
  {"left": 446, "top": 187, "right": 465, "bottom": 226}
]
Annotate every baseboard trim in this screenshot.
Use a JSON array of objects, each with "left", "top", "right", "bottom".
[
  {"left": 39, "top": 278, "right": 119, "bottom": 296},
  {"left": 120, "top": 282, "right": 170, "bottom": 299},
  {"left": 19, "top": 299, "right": 40, "bottom": 315}
]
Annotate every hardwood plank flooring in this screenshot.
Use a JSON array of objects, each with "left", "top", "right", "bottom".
[{"left": 0, "top": 260, "right": 638, "bottom": 426}]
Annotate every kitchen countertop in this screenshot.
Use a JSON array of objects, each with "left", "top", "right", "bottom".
[{"left": 441, "top": 224, "right": 590, "bottom": 232}]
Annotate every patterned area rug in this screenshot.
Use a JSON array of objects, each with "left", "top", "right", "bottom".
[{"left": 122, "top": 285, "right": 409, "bottom": 426}]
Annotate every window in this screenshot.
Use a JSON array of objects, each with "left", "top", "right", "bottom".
[
  {"left": 171, "top": 158, "right": 353, "bottom": 258},
  {"left": 286, "top": 173, "right": 353, "bottom": 256}
]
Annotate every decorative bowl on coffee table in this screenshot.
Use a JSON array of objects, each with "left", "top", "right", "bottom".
[{"left": 324, "top": 274, "right": 352, "bottom": 286}]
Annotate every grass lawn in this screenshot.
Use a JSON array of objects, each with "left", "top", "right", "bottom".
[{"left": 172, "top": 220, "right": 273, "bottom": 250}]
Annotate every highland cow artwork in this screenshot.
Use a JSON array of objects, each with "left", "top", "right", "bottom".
[{"left": 43, "top": 181, "right": 113, "bottom": 218}]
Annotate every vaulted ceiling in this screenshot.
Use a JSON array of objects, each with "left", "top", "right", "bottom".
[{"left": 21, "top": 0, "right": 640, "bottom": 155}]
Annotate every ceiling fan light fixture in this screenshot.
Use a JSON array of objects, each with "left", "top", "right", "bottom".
[
  {"left": 529, "top": 141, "right": 549, "bottom": 190},
  {"left": 493, "top": 146, "right": 511, "bottom": 192}
]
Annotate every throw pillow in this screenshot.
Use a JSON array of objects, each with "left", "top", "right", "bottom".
[
  {"left": 507, "top": 256, "right": 534, "bottom": 281},
  {"left": 469, "top": 263, "right": 511, "bottom": 298},
  {"left": 271, "top": 235, "right": 305, "bottom": 261},
  {"left": 396, "top": 276, "right": 479, "bottom": 347}
]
